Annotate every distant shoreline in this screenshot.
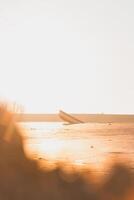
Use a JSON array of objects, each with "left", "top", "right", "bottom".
[{"left": 14, "top": 113, "right": 134, "bottom": 123}]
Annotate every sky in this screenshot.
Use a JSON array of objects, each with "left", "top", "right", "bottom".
[{"left": 0, "top": 0, "right": 134, "bottom": 113}]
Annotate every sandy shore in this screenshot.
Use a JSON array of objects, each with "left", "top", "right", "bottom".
[
  {"left": 23, "top": 122, "right": 134, "bottom": 175},
  {"left": 0, "top": 108, "right": 134, "bottom": 200}
]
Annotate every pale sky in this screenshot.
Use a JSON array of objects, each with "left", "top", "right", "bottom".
[{"left": 0, "top": 0, "right": 134, "bottom": 113}]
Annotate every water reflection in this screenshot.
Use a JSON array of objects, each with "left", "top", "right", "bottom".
[{"left": 22, "top": 122, "right": 134, "bottom": 170}]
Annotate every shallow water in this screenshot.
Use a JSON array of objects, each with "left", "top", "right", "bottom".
[{"left": 19, "top": 122, "right": 134, "bottom": 171}]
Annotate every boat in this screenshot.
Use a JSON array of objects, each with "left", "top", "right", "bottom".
[{"left": 59, "top": 110, "right": 84, "bottom": 124}]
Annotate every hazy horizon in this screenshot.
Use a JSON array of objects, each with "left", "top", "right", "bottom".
[{"left": 0, "top": 0, "right": 134, "bottom": 114}]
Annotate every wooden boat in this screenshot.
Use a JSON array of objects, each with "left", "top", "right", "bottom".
[{"left": 59, "top": 110, "right": 84, "bottom": 124}]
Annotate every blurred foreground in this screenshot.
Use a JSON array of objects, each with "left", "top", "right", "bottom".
[{"left": 0, "top": 106, "right": 134, "bottom": 200}]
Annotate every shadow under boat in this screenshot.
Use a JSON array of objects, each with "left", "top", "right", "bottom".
[{"left": 59, "top": 110, "right": 84, "bottom": 125}]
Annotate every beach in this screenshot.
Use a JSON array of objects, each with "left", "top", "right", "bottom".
[
  {"left": 0, "top": 108, "right": 134, "bottom": 200},
  {"left": 21, "top": 122, "right": 134, "bottom": 173}
]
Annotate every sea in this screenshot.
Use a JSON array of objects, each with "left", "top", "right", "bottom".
[{"left": 19, "top": 122, "right": 134, "bottom": 172}]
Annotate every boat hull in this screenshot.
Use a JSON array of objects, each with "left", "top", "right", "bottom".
[{"left": 59, "top": 110, "right": 84, "bottom": 124}]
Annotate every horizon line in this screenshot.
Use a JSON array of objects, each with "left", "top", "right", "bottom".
[{"left": 14, "top": 113, "right": 134, "bottom": 123}]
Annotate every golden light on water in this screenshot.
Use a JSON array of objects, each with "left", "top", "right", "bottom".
[
  {"left": 24, "top": 132, "right": 110, "bottom": 167},
  {"left": 22, "top": 122, "right": 134, "bottom": 171}
]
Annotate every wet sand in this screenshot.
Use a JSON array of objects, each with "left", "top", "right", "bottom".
[{"left": 22, "top": 122, "right": 134, "bottom": 173}]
